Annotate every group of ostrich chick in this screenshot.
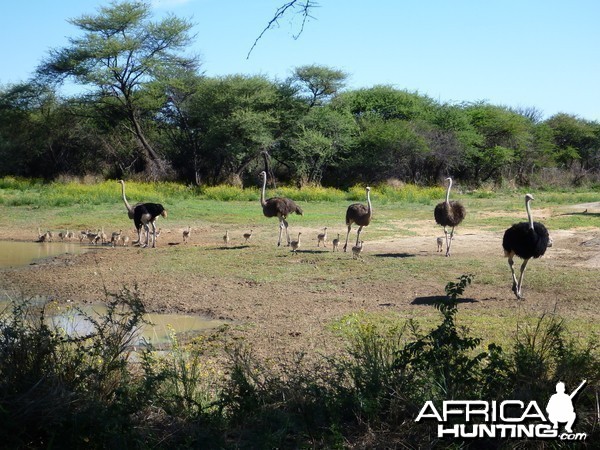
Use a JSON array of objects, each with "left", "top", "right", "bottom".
[{"left": 40, "top": 173, "right": 550, "bottom": 301}]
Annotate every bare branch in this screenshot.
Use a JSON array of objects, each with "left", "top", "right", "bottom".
[{"left": 246, "top": 0, "right": 318, "bottom": 59}]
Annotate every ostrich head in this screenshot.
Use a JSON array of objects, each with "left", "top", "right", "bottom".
[{"left": 525, "top": 193, "right": 534, "bottom": 202}]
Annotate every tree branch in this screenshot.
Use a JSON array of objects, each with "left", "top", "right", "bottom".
[{"left": 246, "top": 0, "right": 317, "bottom": 59}]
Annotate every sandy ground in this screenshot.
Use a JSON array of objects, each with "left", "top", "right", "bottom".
[{"left": 1, "top": 214, "right": 599, "bottom": 361}]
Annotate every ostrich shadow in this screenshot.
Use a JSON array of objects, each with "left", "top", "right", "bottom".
[
  {"left": 373, "top": 252, "right": 415, "bottom": 259},
  {"left": 558, "top": 211, "right": 600, "bottom": 217},
  {"left": 411, "top": 295, "right": 479, "bottom": 306},
  {"left": 217, "top": 245, "right": 250, "bottom": 250}
]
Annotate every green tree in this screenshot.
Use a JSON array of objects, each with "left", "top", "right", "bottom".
[
  {"left": 0, "top": 83, "right": 105, "bottom": 178},
  {"left": 290, "top": 64, "right": 347, "bottom": 107},
  {"left": 463, "top": 103, "right": 533, "bottom": 183},
  {"left": 285, "top": 106, "right": 357, "bottom": 184},
  {"left": 545, "top": 113, "right": 599, "bottom": 172},
  {"left": 37, "top": 0, "right": 198, "bottom": 179},
  {"left": 178, "top": 75, "right": 282, "bottom": 185}
]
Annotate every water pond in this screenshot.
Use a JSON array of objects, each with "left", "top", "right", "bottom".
[
  {"left": 0, "top": 241, "right": 228, "bottom": 346},
  {"left": 0, "top": 240, "right": 90, "bottom": 268}
]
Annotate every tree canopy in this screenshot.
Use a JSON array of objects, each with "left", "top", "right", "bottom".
[{"left": 1, "top": 0, "right": 599, "bottom": 187}]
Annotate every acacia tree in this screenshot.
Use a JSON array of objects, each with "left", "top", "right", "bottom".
[
  {"left": 290, "top": 64, "right": 347, "bottom": 107},
  {"left": 37, "top": 0, "right": 198, "bottom": 179}
]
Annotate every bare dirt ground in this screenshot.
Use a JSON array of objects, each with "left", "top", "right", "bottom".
[{"left": 1, "top": 219, "right": 599, "bottom": 361}]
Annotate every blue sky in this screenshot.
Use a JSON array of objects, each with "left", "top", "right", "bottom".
[{"left": 1, "top": 0, "right": 598, "bottom": 121}]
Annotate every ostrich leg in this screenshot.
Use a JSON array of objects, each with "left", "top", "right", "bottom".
[
  {"left": 283, "top": 218, "right": 291, "bottom": 246},
  {"left": 516, "top": 258, "right": 530, "bottom": 299},
  {"left": 507, "top": 256, "right": 519, "bottom": 297},
  {"left": 343, "top": 225, "right": 352, "bottom": 252},
  {"left": 443, "top": 226, "right": 449, "bottom": 255},
  {"left": 277, "top": 217, "right": 284, "bottom": 247},
  {"left": 355, "top": 225, "right": 364, "bottom": 246},
  {"left": 445, "top": 227, "right": 455, "bottom": 257}
]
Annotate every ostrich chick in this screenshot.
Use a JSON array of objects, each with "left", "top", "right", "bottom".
[
  {"left": 332, "top": 233, "right": 340, "bottom": 252},
  {"left": 352, "top": 241, "right": 364, "bottom": 260},
  {"left": 243, "top": 230, "right": 253, "bottom": 243},
  {"left": 290, "top": 232, "right": 302, "bottom": 254},
  {"left": 436, "top": 237, "right": 444, "bottom": 252},
  {"left": 183, "top": 226, "right": 191, "bottom": 244},
  {"left": 317, "top": 227, "right": 328, "bottom": 247},
  {"left": 223, "top": 230, "right": 230, "bottom": 246}
]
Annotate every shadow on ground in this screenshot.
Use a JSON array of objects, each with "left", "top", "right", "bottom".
[{"left": 411, "top": 295, "right": 479, "bottom": 306}]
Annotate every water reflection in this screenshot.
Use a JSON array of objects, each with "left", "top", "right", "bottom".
[
  {"left": 0, "top": 240, "right": 90, "bottom": 268},
  {"left": 50, "top": 304, "right": 227, "bottom": 346},
  {"left": 0, "top": 297, "right": 227, "bottom": 347}
]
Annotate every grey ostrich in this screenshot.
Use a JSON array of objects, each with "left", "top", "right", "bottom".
[
  {"left": 259, "top": 171, "right": 303, "bottom": 246},
  {"left": 434, "top": 177, "right": 466, "bottom": 257},
  {"left": 502, "top": 194, "right": 550, "bottom": 300},
  {"left": 343, "top": 186, "right": 372, "bottom": 252},
  {"left": 133, "top": 203, "right": 167, "bottom": 248}
]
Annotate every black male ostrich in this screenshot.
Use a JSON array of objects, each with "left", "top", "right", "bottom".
[
  {"left": 434, "top": 177, "right": 466, "bottom": 257},
  {"left": 133, "top": 203, "right": 167, "bottom": 248},
  {"left": 343, "top": 186, "right": 372, "bottom": 252},
  {"left": 259, "top": 171, "right": 303, "bottom": 246},
  {"left": 118, "top": 179, "right": 143, "bottom": 220},
  {"left": 502, "top": 193, "right": 550, "bottom": 299}
]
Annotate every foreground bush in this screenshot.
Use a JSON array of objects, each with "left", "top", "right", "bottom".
[{"left": 0, "top": 279, "right": 598, "bottom": 448}]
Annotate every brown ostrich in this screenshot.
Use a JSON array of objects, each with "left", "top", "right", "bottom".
[
  {"left": 343, "top": 186, "right": 372, "bottom": 252},
  {"left": 259, "top": 171, "right": 303, "bottom": 246},
  {"left": 434, "top": 177, "right": 466, "bottom": 257}
]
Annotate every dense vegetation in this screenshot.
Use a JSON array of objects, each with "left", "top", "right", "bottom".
[
  {"left": 0, "top": 279, "right": 597, "bottom": 448},
  {"left": 1, "top": 1, "right": 599, "bottom": 187}
]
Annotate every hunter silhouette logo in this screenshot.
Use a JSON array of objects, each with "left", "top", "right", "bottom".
[
  {"left": 415, "top": 379, "right": 588, "bottom": 441},
  {"left": 546, "top": 380, "right": 586, "bottom": 433}
]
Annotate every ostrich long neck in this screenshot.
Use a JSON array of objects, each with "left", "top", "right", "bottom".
[
  {"left": 260, "top": 173, "right": 267, "bottom": 207},
  {"left": 366, "top": 190, "right": 372, "bottom": 217},
  {"left": 526, "top": 197, "right": 534, "bottom": 230},
  {"left": 120, "top": 181, "right": 134, "bottom": 213},
  {"left": 445, "top": 178, "right": 452, "bottom": 204}
]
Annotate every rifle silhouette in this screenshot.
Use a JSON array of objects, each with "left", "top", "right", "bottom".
[{"left": 569, "top": 380, "right": 587, "bottom": 399}]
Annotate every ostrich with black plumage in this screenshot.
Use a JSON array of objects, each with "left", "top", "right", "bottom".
[
  {"left": 133, "top": 203, "right": 167, "bottom": 248},
  {"left": 502, "top": 193, "right": 550, "bottom": 300},
  {"left": 259, "top": 171, "right": 303, "bottom": 246},
  {"left": 434, "top": 177, "right": 466, "bottom": 257}
]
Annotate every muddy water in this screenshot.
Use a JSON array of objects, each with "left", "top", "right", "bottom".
[
  {"left": 0, "top": 240, "right": 89, "bottom": 268},
  {"left": 50, "top": 304, "right": 227, "bottom": 346},
  {"left": 0, "top": 241, "right": 227, "bottom": 345}
]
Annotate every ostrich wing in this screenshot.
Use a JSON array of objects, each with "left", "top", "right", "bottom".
[{"left": 346, "top": 203, "right": 370, "bottom": 226}]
